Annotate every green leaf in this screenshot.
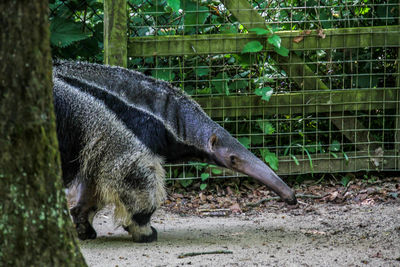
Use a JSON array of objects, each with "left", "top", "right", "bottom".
[
  {"left": 248, "top": 28, "right": 269, "bottom": 35},
  {"left": 189, "top": 161, "right": 208, "bottom": 170},
  {"left": 268, "top": 35, "right": 281, "bottom": 48},
  {"left": 341, "top": 176, "right": 351, "bottom": 187},
  {"left": 220, "top": 25, "right": 237, "bottom": 34},
  {"left": 167, "top": 0, "right": 180, "bottom": 12},
  {"left": 211, "top": 168, "right": 222, "bottom": 175},
  {"left": 183, "top": 1, "right": 209, "bottom": 33},
  {"left": 302, "top": 146, "right": 314, "bottom": 174},
  {"left": 261, "top": 149, "right": 279, "bottom": 171},
  {"left": 146, "top": 2, "right": 167, "bottom": 17},
  {"left": 250, "top": 135, "right": 264, "bottom": 145},
  {"left": 50, "top": 18, "right": 90, "bottom": 48},
  {"left": 355, "top": 7, "right": 371, "bottom": 16},
  {"left": 152, "top": 69, "right": 175, "bottom": 81},
  {"left": 272, "top": 26, "right": 282, "bottom": 32},
  {"left": 180, "top": 179, "right": 193, "bottom": 188},
  {"left": 144, "top": 57, "right": 154, "bottom": 64},
  {"left": 330, "top": 152, "right": 338, "bottom": 158},
  {"left": 235, "top": 54, "right": 256, "bottom": 68},
  {"left": 238, "top": 137, "right": 250, "bottom": 149},
  {"left": 343, "top": 152, "right": 349, "bottom": 163},
  {"left": 319, "top": 9, "right": 331, "bottom": 29},
  {"left": 254, "top": 86, "right": 273, "bottom": 101},
  {"left": 201, "top": 173, "right": 210, "bottom": 181},
  {"left": 290, "top": 154, "right": 300, "bottom": 166},
  {"left": 200, "top": 183, "right": 207, "bottom": 190},
  {"left": 274, "top": 46, "right": 289, "bottom": 57},
  {"left": 211, "top": 72, "right": 230, "bottom": 95},
  {"left": 196, "top": 87, "right": 211, "bottom": 94},
  {"left": 195, "top": 66, "right": 209, "bottom": 76},
  {"left": 242, "top": 41, "right": 263, "bottom": 53},
  {"left": 329, "top": 140, "right": 340, "bottom": 152},
  {"left": 230, "top": 80, "right": 248, "bottom": 90},
  {"left": 305, "top": 145, "right": 316, "bottom": 153},
  {"left": 257, "top": 120, "right": 275, "bottom": 134}
]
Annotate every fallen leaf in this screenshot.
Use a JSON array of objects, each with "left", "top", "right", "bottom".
[
  {"left": 226, "top": 186, "right": 233, "bottom": 196},
  {"left": 361, "top": 198, "right": 375, "bottom": 206},
  {"left": 293, "top": 35, "right": 304, "bottom": 43},
  {"left": 173, "top": 193, "right": 183, "bottom": 198},
  {"left": 304, "top": 30, "right": 311, "bottom": 35},
  {"left": 199, "top": 192, "right": 206, "bottom": 202},
  {"left": 230, "top": 203, "right": 242, "bottom": 213},
  {"left": 317, "top": 29, "right": 326, "bottom": 38},
  {"left": 328, "top": 191, "right": 338, "bottom": 201}
]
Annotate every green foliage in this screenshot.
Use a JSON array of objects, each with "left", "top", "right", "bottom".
[
  {"left": 329, "top": 140, "right": 341, "bottom": 152},
  {"left": 257, "top": 120, "right": 275, "bottom": 135},
  {"left": 201, "top": 173, "right": 210, "bottom": 181},
  {"left": 182, "top": 0, "right": 210, "bottom": 33},
  {"left": 241, "top": 41, "right": 263, "bottom": 53},
  {"left": 238, "top": 137, "right": 250, "bottom": 149},
  {"left": 200, "top": 172, "right": 209, "bottom": 190},
  {"left": 267, "top": 35, "right": 281, "bottom": 48},
  {"left": 248, "top": 28, "right": 270, "bottom": 35},
  {"left": 49, "top": 0, "right": 103, "bottom": 61},
  {"left": 290, "top": 154, "right": 300, "bottom": 166},
  {"left": 179, "top": 178, "right": 193, "bottom": 188},
  {"left": 211, "top": 72, "right": 230, "bottom": 95},
  {"left": 340, "top": 176, "right": 351, "bottom": 187},
  {"left": 254, "top": 87, "right": 273, "bottom": 101},
  {"left": 261, "top": 148, "right": 279, "bottom": 171},
  {"left": 200, "top": 183, "right": 207, "bottom": 190},
  {"left": 274, "top": 46, "right": 289, "bottom": 57},
  {"left": 211, "top": 167, "right": 222, "bottom": 175},
  {"left": 50, "top": 18, "right": 90, "bottom": 48},
  {"left": 195, "top": 66, "right": 209, "bottom": 77},
  {"left": 152, "top": 68, "right": 175, "bottom": 81},
  {"left": 50, "top": 0, "right": 398, "bottom": 188},
  {"left": 167, "top": 0, "right": 180, "bottom": 12}
]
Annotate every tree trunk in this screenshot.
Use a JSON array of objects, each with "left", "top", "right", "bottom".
[{"left": 0, "top": 1, "right": 86, "bottom": 266}]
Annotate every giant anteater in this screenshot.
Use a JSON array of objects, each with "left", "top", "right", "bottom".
[{"left": 53, "top": 61, "right": 296, "bottom": 242}]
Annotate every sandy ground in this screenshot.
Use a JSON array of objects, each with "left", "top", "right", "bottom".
[{"left": 79, "top": 203, "right": 400, "bottom": 267}]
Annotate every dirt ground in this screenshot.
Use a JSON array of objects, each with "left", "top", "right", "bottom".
[{"left": 79, "top": 202, "right": 400, "bottom": 267}]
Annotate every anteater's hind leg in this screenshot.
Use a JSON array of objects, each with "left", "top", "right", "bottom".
[{"left": 70, "top": 179, "right": 99, "bottom": 240}]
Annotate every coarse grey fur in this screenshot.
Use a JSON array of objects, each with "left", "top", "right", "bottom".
[
  {"left": 54, "top": 78, "right": 165, "bottom": 240},
  {"left": 53, "top": 60, "right": 297, "bottom": 243},
  {"left": 53, "top": 60, "right": 225, "bottom": 157}
]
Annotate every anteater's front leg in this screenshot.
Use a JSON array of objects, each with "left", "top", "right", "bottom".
[
  {"left": 118, "top": 162, "right": 165, "bottom": 243},
  {"left": 70, "top": 180, "right": 99, "bottom": 240},
  {"left": 123, "top": 209, "right": 157, "bottom": 243}
]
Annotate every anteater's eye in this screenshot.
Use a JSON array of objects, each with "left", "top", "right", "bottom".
[{"left": 230, "top": 155, "right": 237, "bottom": 166}]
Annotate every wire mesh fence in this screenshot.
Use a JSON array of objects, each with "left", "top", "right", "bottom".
[
  {"left": 49, "top": 0, "right": 104, "bottom": 61},
  {"left": 50, "top": 0, "right": 400, "bottom": 186},
  {"left": 126, "top": 0, "right": 399, "bottom": 185}
]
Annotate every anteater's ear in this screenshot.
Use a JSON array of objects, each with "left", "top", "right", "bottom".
[{"left": 208, "top": 134, "right": 218, "bottom": 152}]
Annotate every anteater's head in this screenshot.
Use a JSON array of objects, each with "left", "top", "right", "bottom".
[{"left": 205, "top": 131, "right": 297, "bottom": 205}]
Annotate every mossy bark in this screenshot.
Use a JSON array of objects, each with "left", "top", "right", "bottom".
[
  {"left": 104, "top": 0, "right": 127, "bottom": 67},
  {"left": 0, "top": 1, "right": 86, "bottom": 266}
]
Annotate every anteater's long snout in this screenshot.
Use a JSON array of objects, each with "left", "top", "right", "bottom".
[{"left": 238, "top": 157, "right": 297, "bottom": 205}]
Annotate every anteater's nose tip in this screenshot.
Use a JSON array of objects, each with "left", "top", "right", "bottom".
[
  {"left": 284, "top": 192, "right": 297, "bottom": 205},
  {"left": 286, "top": 197, "right": 297, "bottom": 205}
]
